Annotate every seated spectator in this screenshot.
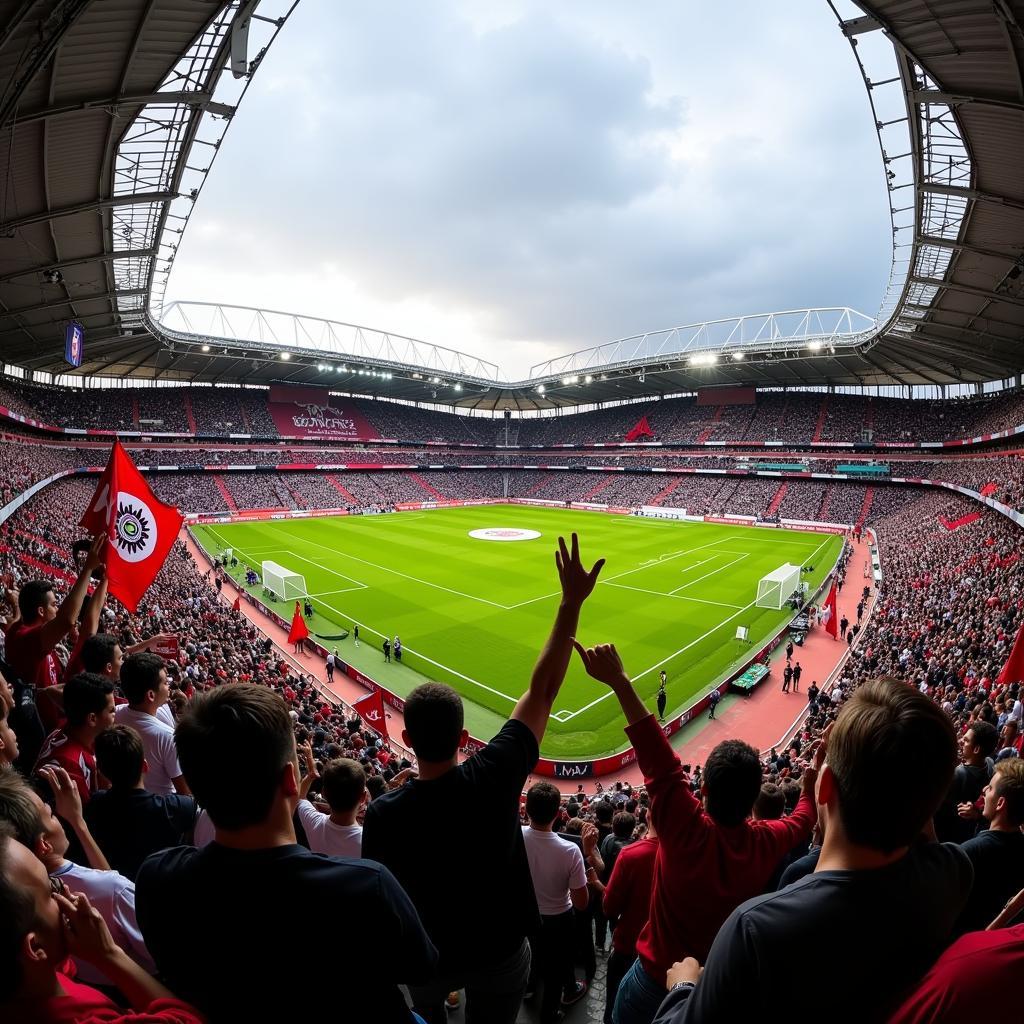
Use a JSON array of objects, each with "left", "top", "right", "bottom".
[
  {"left": 570, "top": 643, "right": 816, "bottom": 1024},
  {"left": 887, "top": 924, "right": 1024, "bottom": 1023},
  {"left": 5, "top": 538, "right": 105, "bottom": 725},
  {"left": 0, "top": 823, "right": 201, "bottom": 1024},
  {"left": 363, "top": 534, "right": 605, "bottom": 1024},
  {"left": 521, "top": 781, "right": 589, "bottom": 1024},
  {"left": 34, "top": 673, "right": 115, "bottom": 805},
  {"left": 649, "top": 679, "right": 971, "bottom": 1021},
  {"left": 296, "top": 741, "right": 366, "bottom": 857},
  {"left": 114, "top": 654, "right": 188, "bottom": 796},
  {"left": 0, "top": 767, "right": 155, "bottom": 987},
  {"left": 135, "top": 683, "right": 437, "bottom": 1022},
  {"left": 954, "top": 759, "right": 1024, "bottom": 934},
  {"left": 85, "top": 725, "right": 197, "bottom": 881},
  {"left": 603, "top": 819, "right": 658, "bottom": 1024}
]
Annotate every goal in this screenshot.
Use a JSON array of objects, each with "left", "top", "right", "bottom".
[
  {"left": 262, "top": 561, "right": 307, "bottom": 602},
  {"left": 756, "top": 564, "right": 801, "bottom": 610}
]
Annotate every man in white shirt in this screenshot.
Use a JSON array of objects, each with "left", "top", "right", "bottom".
[
  {"left": 0, "top": 763, "right": 156, "bottom": 986},
  {"left": 522, "top": 781, "right": 589, "bottom": 1024},
  {"left": 296, "top": 742, "right": 366, "bottom": 858},
  {"left": 115, "top": 653, "right": 189, "bottom": 797}
]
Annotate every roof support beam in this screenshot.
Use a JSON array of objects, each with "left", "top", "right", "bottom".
[
  {"left": 0, "top": 0, "right": 94, "bottom": 129},
  {"left": 0, "top": 248, "right": 156, "bottom": 285},
  {"left": 0, "top": 192, "right": 175, "bottom": 235},
  {"left": 918, "top": 235, "right": 1024, "bottom": 264},
  {"left": 4, "top": 288, "right": 147, "bottom": 317},
  {"left": 911, "top": 89, "right": 1024, "bottom": 115},
  {"left": 909, "top": 276, "right": 1024, "bottom": 309},
  {"left": 9, "top": 91, "right": 232, "bottom": 128},
  {"left": 920, "top": 183, "right": 1024, "bottom": 214}
]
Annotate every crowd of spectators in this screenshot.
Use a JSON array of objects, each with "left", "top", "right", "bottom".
[
  {"left": 0, "top": 467, "right": 1021, "bottom": 1022},
  {"left": 7, "top": 374, "right": 1024, "bottom": 447}
]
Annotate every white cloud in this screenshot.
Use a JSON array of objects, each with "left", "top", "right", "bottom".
[{"left": 167, "top": 0, "right": 892, "bottom": 378}]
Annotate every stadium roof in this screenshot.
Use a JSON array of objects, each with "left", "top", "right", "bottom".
[{"left": 0, "top": 0, "right": 1022, "bottom": 410}]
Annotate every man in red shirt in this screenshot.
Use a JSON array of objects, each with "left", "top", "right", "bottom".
[
  {"left": 573, "top": 641, "right": 816, "bottom": 1024},
  {"left": 34, "top": 673, "right": 116, "bottom": 805},
  {"left": 603, "top": 820, "right": 658, "bottom": 1024},
  {"left": 0, "top": 823, "right": 201, "bottom": 1024},
  {"left": 5, "top": 535, "right": 105, "bottom": 738}
]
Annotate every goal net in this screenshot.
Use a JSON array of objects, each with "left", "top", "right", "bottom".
[
  {"left": 756, "top": 563, "right": 801, "bottom": 610},
  {"left": 262, "top": 561, "right": 307, "bottom": 602}
]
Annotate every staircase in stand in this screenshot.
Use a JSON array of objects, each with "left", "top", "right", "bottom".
[
  {"left": 766, "top": 481, "right": 789, "bottom": 517},
  {"left": 407, "top": 472, "right": 446, "bottom": 500},
  {"left": 326, "top": 475, "right": 358, "bottom": 504},
  {"left": 183, "top": 394, "right": 198, "bottom": 434},
  {"left": 855, "top": 486, "right": 875, "bottom": 531},
  {"left": 212, "top": 475, "right": 238, "bottom": 512},
  {"left": 287, "top": 484, "right": 307, "bottom": 509},
  {"left": 695, "top": 406, "right": 724, "bottom": 444},
  {"left": 580, "top": 475, "right": 617, "bottom": 502},
  {"left": 131, "top": 395, "right": 140, "bottom": 428},
  {"left": 863, "top": 399, "right": 875, "bottom": 442},
  {"left": 812, "top": 394, "right": 829, "bottom": 443},
  {"left": 239, "top": 400, "right": 251, "bottom": 432},
  {"left": 522, "top": 473, "right": 552, "bottom": 497},
  {"left": 817, "top": 484, "right": 832, "bottom": 521},
  {"left": 649, "top": 476, "right": 684, "bottom": 507}
]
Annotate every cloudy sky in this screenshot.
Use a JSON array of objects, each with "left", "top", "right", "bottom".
[{"left": 167, "top": 0, "right": 894, "bottom": 379}]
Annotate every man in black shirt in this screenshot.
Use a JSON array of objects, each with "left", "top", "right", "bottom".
[
  {"left": 955, "top": 759, "right": 1024, "bottom": 934},
  {"left": 935, "top": 721, "right": 997, "bottom": 843},
  {"left": 85, "top": 724, "right": 196, "bottom": 880},
  {"left": 362, "top": 533, "right": 605, "bottom": 1024},
  {"left": 652, "top": 678, "right": 972, "bottom": 1022},
  {"left": 135, "top": 684, "right": 436, "bottom": 1022}
]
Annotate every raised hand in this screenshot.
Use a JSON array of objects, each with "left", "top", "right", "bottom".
[
  {"left": 555, "top": 534, "right": 605, "bottom": 608},
  {"left": 39, "top": 765, "right": 84, "bottom": 825},
  {"left": 53, "top": 890, "right": 120, "bottom": 963},
  {"left": 581, "top": 822, "right": 599, "bottom": 855},
  {"left": 83, "top": 532, "right": 107, "bottom": 573},
  {"left": 572, "top": 640, "right": 630, "bottom": 691}
]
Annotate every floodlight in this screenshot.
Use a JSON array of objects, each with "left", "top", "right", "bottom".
[
  {"left": 201, "top": 344, "right": 210, "bottom": 352},
  {"left": 280, "top": 351, "right": 290, "bottom": 360}
]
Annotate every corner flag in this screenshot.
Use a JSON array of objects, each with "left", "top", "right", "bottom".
[
  {"left": 287, "top": 603, "right": 309, "bottom": 645},
  {"left": 823, "top": 582, "right": 838, "bottom": 639},
  {"left": 352, "top": 689, "right": 389, "bottom": 740},
  {"left": 79, "top": 440, "right": 183, "bottom": 613}
]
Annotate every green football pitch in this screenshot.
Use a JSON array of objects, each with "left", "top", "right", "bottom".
[{"left": 192, "top": 505, "right": 842, "bottom": 759}]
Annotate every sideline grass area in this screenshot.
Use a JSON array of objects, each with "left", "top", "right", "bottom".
[{"left": 192, "top": 505, "right": 842, "bottom": 759}]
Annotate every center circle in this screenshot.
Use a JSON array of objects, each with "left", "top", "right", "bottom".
[{"left": 469, "top": 527, "right": 542, "bottom": 542}]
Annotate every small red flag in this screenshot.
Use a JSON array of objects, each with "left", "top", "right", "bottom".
[
  {"left": 823, "top": 582, "right": 838, "bottom": 639},
  {"left": 352, "top": 689, "right": 389, "bottom": 740},
  {"left": 232, "top": 594, "right": 241, "bottom": 612},
  {"left": 287, "top": 604, "right": 309, "bottom": 645},
  {"left": 80, "top": 440, "right": 183, "bottom": 613},
  {"left": 997, "top": 621, "right": 1024, "bottom": 685}
]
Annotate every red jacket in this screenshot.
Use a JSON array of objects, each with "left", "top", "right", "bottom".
[
  {"left": 888, "top": 925, "right": 1024, "bottom": 1023},
  {"left": 603, "top": 835, "right": 658, "bottom": 956},
  {"left": 627, "top": 714, "right": 815, "bottom": 986}
]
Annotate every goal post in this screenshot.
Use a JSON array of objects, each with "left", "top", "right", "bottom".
[
  {"left": 262, "top": 560, "right": 308, "bottom": 602},
  {"left": 756, "top": 563, "right": 801, "bottom": 610}
]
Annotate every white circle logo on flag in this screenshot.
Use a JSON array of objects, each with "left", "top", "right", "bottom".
[
  {"left": 114, "top": 491, "right": 157, "bottom": 562},
  {"left": 468, "top": 528, "right": 542, "bottom": 542}
]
